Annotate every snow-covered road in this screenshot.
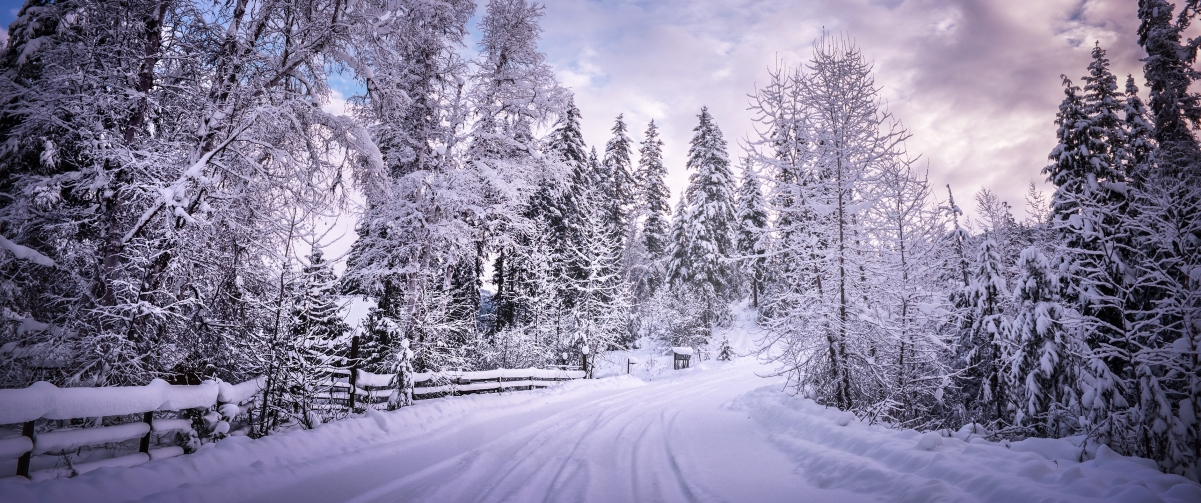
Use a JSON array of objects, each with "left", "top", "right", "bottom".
[
  {"left": 272, "top": 360, "right": 862, "bottom": 503},
  {"left": 4, "top": 358, "right": 1200, "bottom": 503}
]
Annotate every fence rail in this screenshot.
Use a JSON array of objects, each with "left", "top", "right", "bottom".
[
  {"left": 0, "top": 368, "right": 583, "bottom": 481},
  {"left": 0, "top": 376, "right": 265, "bottom": 481}
]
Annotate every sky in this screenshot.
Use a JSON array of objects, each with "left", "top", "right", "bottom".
[
  {"left": 0, "top": 0, "right": 1154, "bottom": 240},
  {"left": 537, "top": 0, "right": 1149, "bottom": 223}
]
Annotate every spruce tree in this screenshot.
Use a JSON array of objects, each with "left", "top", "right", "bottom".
[
  {"left": 603, "top": 114, "right": 637, "bottom": 240},
  {"left": 735, "top": 162, "right": 769, "bottom": 307},
  {"left": 387, "top": 339, "right": 415, "bottom": 410},
  {"left": 668, "top": 107, "right": 738, "bottom": 299},
  {"left": 637, "top": 120, "right": 671, "bottom": 261},
  {"left": 533, "top": 99, "right": 589, "bottom": 311},
  {"left": 1008, "top": 247, "right": 1079, "bottom": 438},
  {"left": 1137, "top": 0, "right": 1201, "bottom": 177},
  {"left": 959, "top": 239, "right": 1009, "bottom": 424}
]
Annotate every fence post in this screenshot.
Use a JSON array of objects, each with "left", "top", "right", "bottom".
[
  {"left": 139, "top": 411, "right": 153, "bottom": 453},
  {"left": 16, "top": 420, "right": 33, "bottom": 478},
  {"left": 348, "top": 334, "right": 360, "bottom": 411}
]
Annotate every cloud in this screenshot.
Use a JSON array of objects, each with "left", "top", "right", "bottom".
[{"left": 537, "top": 0, "right": 1145, "bottom": 222}]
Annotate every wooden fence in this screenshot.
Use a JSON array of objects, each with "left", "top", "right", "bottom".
[
  {"left": 0, "top": 367, "right": 584, "bottom": 481},
  {"left": 318, "top": 367, "right": 587, "bottom": 408},
  {"left": 0, "top": 376, "right": 264, "bottom": 481}
]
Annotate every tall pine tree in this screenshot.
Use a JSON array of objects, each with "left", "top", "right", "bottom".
[{"left": 735, "top": 161, "right": 769, "bottom": 308}]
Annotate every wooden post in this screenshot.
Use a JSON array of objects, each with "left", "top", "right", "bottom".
[
  {"left": 139, "top": 411, "right": 153, "bottom": 453},
  {"left": 16, "top": 420, "right": 33, "bottom": 478},
  {"left": 348, "top": 334, "right": 360, "bottom": 411}
]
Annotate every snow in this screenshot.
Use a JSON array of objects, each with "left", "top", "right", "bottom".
[
  {"left": 150, "top": 419, "right": 193, "bottom": 433},
  {"left": 0, "top": 435, "right": 33, "bottom": 459},
  {"left": 6, "top": 380, "right": 216, "bottom": 424},
  {"left": 409, "top": 368, "right": 586, "bottom": 384},
  {"left": 216, "top": 377, "right": 265, "bottom": 405},
  {"left": 0, "top": 378, "right": 259, "bottom": 425},
  {"left": 32, "top": 423, "right": 149, "bottom": 455},
  {"left": 670, "top": 346, "right": 695, "bottom": 355},
  {"left": 354, "top": 369, "right": 392, "bottom": 388},
  {"left": 1, "top": 319, "right": 1196, "bottom": 502},
  {"left": 29, "top": 453, "right": 149, "bottom": 483}
]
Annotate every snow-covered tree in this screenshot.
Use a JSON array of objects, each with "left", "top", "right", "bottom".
[
  {"left": 569, "top": 187, "right": 632, "bottom": 355},
  {"left": 388, "top": 339, "right": 415, "bottom": 410},
  {"left": 630, "top": 120, "right": 671, "bottom": 302},
  {"left": 863, "top": 159, "right": 947, "bottom": 425},
  {"left": 637, "top": 120, "right": 671, "bottom": 261},
  {"left": 755, "top": 35, "right": 911, "bottom": 412},
  {"left": 285, "top": 248, "right": 351, "bottom": 426},
  {"left": 0, "top": 0, "right": 359, "bottom": 389},
  {"left": 1007, "top": 247, "right": 1080, "bottom": 437},
  {"left": 1137, "top": 0, "right": 1201, "bottom": 177},
  {"left": 668, "top": 107, "right": 738, "bottom": 300},
  {"left": 957, "top": 239, "right": 1010, "bottom": 424},
  {"left": 602, "top": 114, "right": 637, "bottom": 244},
  {"left": 717, "top": 337, "right": 734, "bottom": 361},
  {"left": 735, "top": 161, "right": 769, "bottom": 308},
  {"left": 664, "top": 107, "right": 738, "bottom": 348}
]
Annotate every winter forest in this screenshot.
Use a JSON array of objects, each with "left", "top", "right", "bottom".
[{"left": 0, "top": 0, "right": 1199, "bottom": 493}]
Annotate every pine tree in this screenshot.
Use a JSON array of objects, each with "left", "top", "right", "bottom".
[
  {"left": 668, "top": 107, "right": 738, "bottom": 298},
  {"left": 603, "top": 114, "right": 637, "bottom": 242},
  {"left": 1137, "top": 0, "right": 1201, "bottom": 178},
  {"left": 735, "top": 162, "right": 769, "bottom": 307},
  {"left": 287, "top": 248, "right": 351, "bottom": 426},
  {"left": 1007, "top": 247, "right": 1079, "bottom": 438},
  {"left": 637, "top": 120, "right": 671, "bottom": 260},
  {"left": 388, "top": 339, "right": 415, "bottom": 410},
  {"left": 959, "top": 239, "right": 1009, "bottom": 424}
]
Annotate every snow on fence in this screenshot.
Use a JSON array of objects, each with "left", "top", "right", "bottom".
[
  {"left": 317, "top": 367, "right": 587, "bottom": 408},
  {"left": 0, "top": 376, "right": 265, "bottom": 481},
  {"left": 0, "top": 368, "right": 582, "bottom": 481}
]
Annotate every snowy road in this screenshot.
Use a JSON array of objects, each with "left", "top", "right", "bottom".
[
  {"left": 265, "top": 360, "right": 863, "bottom": 503},
  {"left": 4, "top": 358, "right": 1200, "bottom": 503}
]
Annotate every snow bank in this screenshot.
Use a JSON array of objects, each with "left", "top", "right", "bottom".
[
  {"left": 28, "top": 452, "right": 150, "bottom": 483},
  {"left": 0, "top": 377, "right": 264, "bottom": 425},
  {"left": 729, "top": 386, "right": 1201, "bottom": 503}
]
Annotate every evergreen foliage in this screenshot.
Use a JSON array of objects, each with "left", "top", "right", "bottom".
[{"left": 735, "top": 162, "right": 769, "bottom": 308}]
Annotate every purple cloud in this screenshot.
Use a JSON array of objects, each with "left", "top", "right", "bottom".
[{"left": 539, "top": 0, "right": 1146, "bottom": 221}]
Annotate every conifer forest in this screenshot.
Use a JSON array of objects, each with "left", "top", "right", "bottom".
[{"left": 0, "top": 0, "right": 1200, "bottom": 498}]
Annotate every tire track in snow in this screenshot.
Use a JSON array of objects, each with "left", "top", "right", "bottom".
[{"left": 346, "top": 364, "right": 764, "bottom": 503}]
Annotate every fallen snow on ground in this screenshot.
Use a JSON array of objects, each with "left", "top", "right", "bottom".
[
  {"left": 2, "top": 311, "right": 1198, "bottom": 502},
  {"left": 731, "top": 388, "right": 1201, "bottom": 503}
]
